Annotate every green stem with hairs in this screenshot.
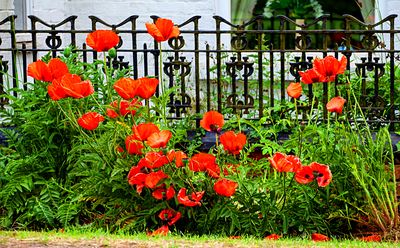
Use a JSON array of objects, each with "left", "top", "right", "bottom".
[
  {"left": 56, "top": 100, "right": 110, "bottom": 167},
  {"left": 103, "top": 52, "right": 111, "bottom": 101}
]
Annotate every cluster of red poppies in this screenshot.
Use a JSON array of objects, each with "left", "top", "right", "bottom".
[
  {"left": 269, "top": 152, "right": 332, "bottom": 187},
  {"left": 126, "top": 108, "right": 248, "bottom": 235},
  {"left": 28, "top": 58, "right": 94, "bottom": 101},
  {"left": 286, "top": 55, "right": 348, "bottom": 114},
  {"left": 26, "top": 16, "right": 343, "bottom": 238},
  {"left": 27, "top": 18, "right": 295, "bottom": 235}
]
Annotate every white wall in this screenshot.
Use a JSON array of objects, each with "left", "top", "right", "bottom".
[
  {"left": 0, "top": 0, "right": 233, "bottom": 91},
  {"left": 376, "top": 0, "right": 400, "bottom": 49},
  {"left": 22, "top": 0, "right": 231, "bottom": 29}
]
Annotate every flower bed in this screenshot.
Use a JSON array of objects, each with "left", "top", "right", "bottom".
[{"left": 0, "top": 17, "right": 398, "bottom": 242}]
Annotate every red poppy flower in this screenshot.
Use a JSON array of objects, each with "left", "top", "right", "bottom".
[
  {"left": 265, "top": 234, "right": 281, "bottom": 240},
  {"left": 311, "top": 162, "right": 332, "bottom": 187},
  {"left": 190, "top": 190, "right": 205, "bottom": 202},
  {"left": 144, "top": 170, "right": 168, "bottom": 188},
  {"left": 359, "top": 234, "right": 381, "bottom": 242},
  {"left": 141, "top": 151, "right": 169, "bottom": 169},
  {"left": 326, "top": 96, "right": 346, "bottom": 114},
  {"left": 167, "top": 150, "right": 188, "bottom": 167},
  {"left": 119, "top": 98, "right": 142, "bottom": 116},
  {"left": 136, "top": 77, "right": 159, "bottom": 99},
  {"left": 106, "top": 105, "right": 119, "bottom": 118},
  {"left": 148, "top": 225, "right": 169, "bottom": 236},
  {"left": 200, "top": 110, "right": 224, "bottom": 132},
  {"left": 108, "top": 99, "right": 141, "bottom": 118},
  {"left": 48, "top": 58, "right": 69, "bottom": 80},
  {"left": 58, "top": 74, "right": 94, "bottom": 99},
  {"left": 146, "top": 18, "right": 180, "bottom": 43},
  {"left": 113, "top": 78, "right": 140, "bottom": 100},
  {"left": 127, "top": 162, "right": 145, "bottom": 183},
  {"left": 299, "top": 68, "right": 324, "bottom": 84},
  {"left": 86, "top": 30, "right": 120, "bottom": 52},
  {"left": 125, "top": 135, "right": 144, "bottom": 155},
  {"left": 158, "top": 209, "right": 181, "bottom": 226},
  {"left": 311, "top": 233, "right": 330, "bottom": 242},
  {"left": 146, "top": 130, "right": 172, "bottom": 148},
  {"left": 28, "top": 60, "right": 52, "bottom": 82},
  {"left": 219, "top": 131, "right": 247, "bottom": 155},
  {"left": 77, "top": 112, "right": 104, "bottom": 130},
  {"left": 28, "top": 58, "right": 69, "bottom": 82},
  {"left": 214, "top": 178, "right": 238, "bottom": 197},
  {"left": 116, "top": 146, "right": 124, "bottom": 153},
  {"left": 132, "top": 123, "right": 160, "bottom": 141},
  {"left": 206, "top": 163, "right": 221, "bottom": 178},
  {"left": 127, "top": 163, "right": 147, "bottom": 194},
  {"left": 229, "top": 236, "right": 241, "bottom": 239},
  {"left": 295, "top": 162, "right": 332, "bottom": 187},
  {"left": 188, "top": 153, "right": 216, "bottom": 172},
  {"left": 177, "top": 188, "right": 204, "bottom": 207},
  {"left": 286, "top": 82, "right": 302, "bottom": 99},
  {"left": 47, "top": 79, "right": 67, "bottom": 100},
  {"left": 313, "top": 55, "right": 347, "bottom": 82},
  {"left": 152, "top": 185, "right": 175, "bottom": 200},
  {"left": 294, "top": 165, "right": 314, "bottom": 184},
  {"left": 269, "top": 152, "right": 302, "bottom": 173}
]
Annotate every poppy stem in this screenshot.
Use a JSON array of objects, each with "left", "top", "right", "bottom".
[
  {"left": 159, "top": 43, "right": 163, "bottom": 93},
  {"left": 280, "top": 174, "right": 287, "bottom": 211},
  {"left": 159, "top": 42, "right": 167, "bottom": 125},
  {"left": 103, "top": 52, "right": 110, "bottom": 101},
  {"left": 295, "top": 98, "right": 303, "bottom": 156},
  {"left": 55, "top": 101, "right": 110, "bottom": 167},
  {"left": 90, "top": 94, "right": 105, "bottom": 114},
  {"left": 327, "top": 83, "right": 331, "bottom": 140},
  {"left": 308, "top": 94, "right": 316, "bottom": 125},
  {"left": 294, "top": 98, "right": 298, "bottom": 125}
]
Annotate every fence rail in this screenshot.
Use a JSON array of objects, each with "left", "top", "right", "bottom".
[{"left": 0, "top": 14, "right": 399, "bottom": 129}]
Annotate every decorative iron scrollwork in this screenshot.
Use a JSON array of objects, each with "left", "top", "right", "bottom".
[
  {"left": 289, "top": 56, "right": 313, "bottom": 81},
  {"left": 225, "top": 56, "right": 255, "bottom": 114},
  {"left": 116, "top": 36, "right": 123, "bottom": 49},
  {"left": 28, "top": 15, "right": 78, "bottom": 58},
  {"left": 295, "top": 34, "right": 312, "bottom": 50},
  {"left": 361, "top": 34, "right": 380, "bottom": 50},
  {"left": 362, "top": 95, "right": 387, "bottom": 120},
  {"left": 106, "top": 56, "right": 129, "bottom": 70},
  {"left": 168, "top": 36, "right": 185, "bottom": 50},
  {"left": 45, "top": 33, "right": 62, "bottom": 49},
  {"left": 226, "top": 94, "right": 255, "bottom": 114},
  {"left": 168, "top": 92, "right": 192, "bottom": 115},
  {"left": 163, "top": 53, "right": 192, "bottom": 117},
  {"left": 355, "top": 57, "right": 385, "bottom": 78},
  {"left": 355, "top": 56, "right": 386, "bottom": 114},
  {"left": 231, "top": 33, "right": 247, "bottom": 50},
  {"left": 0, "top": 56, "right": 9, "bottom": 73},
  {"left": 0, "top": 56, "right": 9, "bottom": 106}
]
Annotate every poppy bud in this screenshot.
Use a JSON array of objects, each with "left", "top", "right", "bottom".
[
  {"left": 63, "top": 46, "right": 72, "bottom": 57},
  {"left": 108, "top": 47, "right": 117, "bottom": 58}
]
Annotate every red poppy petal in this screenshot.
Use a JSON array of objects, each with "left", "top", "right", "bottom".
[
  {"left": 311, "top": 233, "right": 330, "bottom": 242},
  {"left": 48, "top": 58, "right": 69, "bottom": 80}
]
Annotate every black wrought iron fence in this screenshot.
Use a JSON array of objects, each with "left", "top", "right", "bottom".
[{"left": 0, "top": 14, "right": 399, "bottom": 129}]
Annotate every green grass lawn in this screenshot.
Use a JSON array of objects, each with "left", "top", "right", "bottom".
[{"left": 0, "top": 229, "right": 396, "bottom": 247}]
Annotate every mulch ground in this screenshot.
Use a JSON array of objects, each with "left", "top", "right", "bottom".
[{"left": 0, "top": 236, "right": 258, "bottom": 248}]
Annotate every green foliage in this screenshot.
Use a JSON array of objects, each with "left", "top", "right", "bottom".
[{"left": 1, "top": 37, "right": 399, "bottom": 243}]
